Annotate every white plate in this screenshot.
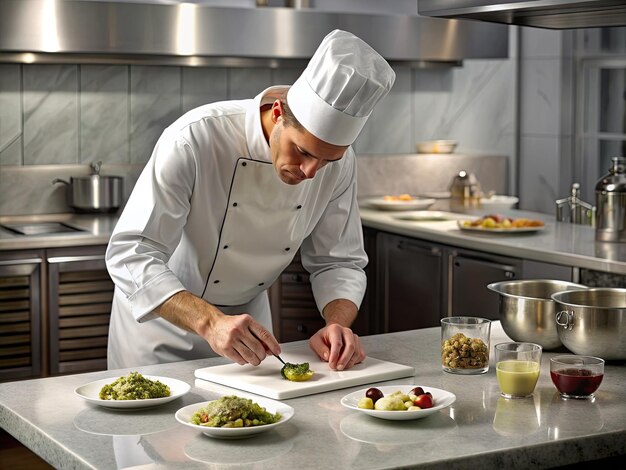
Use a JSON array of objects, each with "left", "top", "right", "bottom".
[
  {"left": 364, "top": 197, "right": 436, "bottom": 211},
  {"left": 457, "top": 220, "right": 545, "bottom": 233},
  {"left": 479, "top": 195, "right": 519, "bottom": 209},
  {"left": 75, "top": 375, "right": 191, "bottom": 409},
  {"left": 393, "top": 211, "right": 469, "bottom": 222},
  {"left": 341, "top": 385, "right": 456, "bottom": 421},
  {"left": 175, "top": 397, "right": 294, "bottom": 439}
]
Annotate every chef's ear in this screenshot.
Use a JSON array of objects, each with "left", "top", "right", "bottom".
[{"left": 271, "top": 100, "right": 283, "bottom": 123}]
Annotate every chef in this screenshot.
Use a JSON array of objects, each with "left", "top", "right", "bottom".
[{"left": 105, "top": 29, "right": 396, "bottom": 371}]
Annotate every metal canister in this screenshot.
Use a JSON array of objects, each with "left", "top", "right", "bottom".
[{"left": 595, "top": 157, "right": 626, "bottom": 242}]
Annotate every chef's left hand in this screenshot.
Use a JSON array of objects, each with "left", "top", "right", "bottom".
[{"left": 309, "top": 299, "right": 366, "bottom": 370}]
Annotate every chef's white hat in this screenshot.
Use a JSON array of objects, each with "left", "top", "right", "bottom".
[{"left": 287, "top": 29, "right": 396, "bottom": 147}]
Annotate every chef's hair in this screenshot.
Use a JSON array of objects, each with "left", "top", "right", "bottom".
[{"left": 280, "top": 93, "right": 304, "bottom": 132}]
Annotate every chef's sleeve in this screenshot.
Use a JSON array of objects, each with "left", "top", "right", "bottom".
[
  {"left": 105, "top": 130, "right": 195, "bottom": 322},
  {"left": 300, "top": 149, "right": 368, "bottom": 316}
]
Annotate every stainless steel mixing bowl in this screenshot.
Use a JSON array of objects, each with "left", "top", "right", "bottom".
[
  {"left": 488, "top": 279, "right": 588, "bottom": 350},
  {"left": 552, "top": 288, "right": 626, "bottom": 360}
]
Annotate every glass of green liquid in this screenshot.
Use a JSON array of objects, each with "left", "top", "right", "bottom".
[{"left": 495, "top": 342, "right": 542, "bottom": 399}]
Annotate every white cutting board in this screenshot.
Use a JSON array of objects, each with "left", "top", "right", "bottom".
[{"left": 194, "top": 342, "right": 415, "bottom": 400}]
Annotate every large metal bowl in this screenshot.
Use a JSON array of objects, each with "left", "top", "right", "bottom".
[
  {"left": 552, "top": 288, "right": 626, "bottom": 360},
  {"left": 488, "top": 279, "right": 588, "bottom": 350}
]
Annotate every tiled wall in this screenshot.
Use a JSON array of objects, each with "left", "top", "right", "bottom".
[{"left": 0, "top": 49, "right": 516, "bottom": 215}]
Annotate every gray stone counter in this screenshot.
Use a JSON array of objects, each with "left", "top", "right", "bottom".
[
  {"left": 360, "top": 202, "right": 626, "bottom": 275},
  {"left": 0, "top": 323, "right": 624, "bottom": 469}
]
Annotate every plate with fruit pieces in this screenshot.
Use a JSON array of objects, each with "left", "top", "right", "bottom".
[
  {"left": 340, "top": 385, "right": 456, "bottom": 421},
  {"left": 457, "top": 214, "right": 545, "bottom": 233}
]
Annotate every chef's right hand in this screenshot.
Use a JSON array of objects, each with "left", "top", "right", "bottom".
[
  {"left": 156, "top": 291, "right": 281, "bottom": 366},
  {"left": 203, "top": 312, "right": 282, "bottom": 366}
]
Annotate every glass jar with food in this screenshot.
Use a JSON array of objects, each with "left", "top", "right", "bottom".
[{"left": 441, "top": 316, "right": 491, "bottom": 374}]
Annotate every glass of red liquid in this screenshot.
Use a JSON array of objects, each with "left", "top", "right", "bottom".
[{"left": 550, "top": 355, "right": 605, "bottom": 399}]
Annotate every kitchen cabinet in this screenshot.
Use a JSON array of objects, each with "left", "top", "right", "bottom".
[
  {"left": 376, "top": 232, "right": 445, "bottom": 332},
  {"left": 0, "top": 245, "right": 113, "bottom": 381},
  {"left": 47, "top": 246, "right": 113, "bottom": 375},
  {"left": 0, "top": 250, "right": 43, "bottom": 382},
  {"left": 447, "top": 249, "right": 521, "bottom": 320},
  {"left": 269, "top": 228, "right": 376, "bottom": 343},
  {"left": 375, "top": 230, "right": 575, "bottom": 331}
]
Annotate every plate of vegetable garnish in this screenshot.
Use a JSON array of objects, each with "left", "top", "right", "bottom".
[
  {"left": 175, "top": 395, "right": 294, "bottom": 439},
  {"left": 74, "top": 371, "right": 190, "bottom": 409},
  {"left": 341, "top": 385, "right": 456, "bottom": 421}
]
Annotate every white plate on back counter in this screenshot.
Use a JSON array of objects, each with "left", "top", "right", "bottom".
[
  {"left": 341, "top": 385, "right": 456, "bottom": 421},
  {"left": 364, "top": 197, "right": 436, "bottom": 211},
  {"left": 75, "top": 375, "right": 191, "bottom": 409},
  {"left": 394, "top": 211, "right": 470, "bottom": 222}
]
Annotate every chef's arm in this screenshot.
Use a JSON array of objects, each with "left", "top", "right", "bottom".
[
  {"left": 308, "top": 298, "right": 366, "bottom": 371},
  {"left": 322, "top": 298, "right": 358, "bottom": 327},
  {"left": 154, "top": 290, "right": 281, "bottom": 366}
]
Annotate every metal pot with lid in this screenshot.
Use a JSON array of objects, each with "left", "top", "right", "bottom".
[
  {"left": 595, "top": 156, "right": 626, "bottom": 242},
  {"left": 53, "top": 161, "right": 124, "bottom": 213}
]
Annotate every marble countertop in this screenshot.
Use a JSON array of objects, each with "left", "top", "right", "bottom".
[
  {"left": 0, "top": 322, "right": 624, "bottom": 469},
  {"left": 3, "top": 200, "right": 626, "bottom": 276},
  {"left": 360, "top": 199, "right": 626, "bottom": 275}
]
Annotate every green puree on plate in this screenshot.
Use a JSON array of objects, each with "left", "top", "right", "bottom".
[
  {"left": 191, "top": 395, "right": 281, "bottom": 428},
  {"left": 99, "top": 371, "right": 171, "bottom": 400}
]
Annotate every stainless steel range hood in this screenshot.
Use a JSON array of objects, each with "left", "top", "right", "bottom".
[
  {"left": 418, "top": 0, "right": 626, "bottom": 29},
  {"left": 0, "top": 0, "right": 508, "bottom": 67}
]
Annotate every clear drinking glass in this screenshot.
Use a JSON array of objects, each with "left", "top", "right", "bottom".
[
  {"left": 441, "top": 317, "right": 491, "bottom": 374},
  {"left": 550, "top": 355, "right": 605, "bottom": 399},
  {"left": 495, "top": 342, "right": 542, "bottom": 399}
]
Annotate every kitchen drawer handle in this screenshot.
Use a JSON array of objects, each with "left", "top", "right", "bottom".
[
  {"left": 0, "top": 258, "right": 43, "bottom": 266},
  {"left": 47, "top": 255, "right": 105, "bottom": 263}
]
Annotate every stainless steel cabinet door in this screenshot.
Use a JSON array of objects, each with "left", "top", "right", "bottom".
[
  {"left": 0, "top": 251, "right": 43, "bottom": 381},
  {"left": 47, "top": 246, "right": 113, "bottom": 375},
  {"left": 377, "top": 232, "right": 445, "bottom": 332},
  {"left": 449, "top": 250, "right": 520, "bottom": 320}
]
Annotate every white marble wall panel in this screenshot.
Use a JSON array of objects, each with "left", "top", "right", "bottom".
[
  {"left": 354, "top": 67, "right": 412, "bottom": 155},
  {"left": 0, "top": 65, "right": 21, "bottom": 166},
  {"left": 80, "top": 65, "right": 129, "bottom": 164},
  {"left": 519, "top": 135, "right": 562, "bottom": 214},
  {"left": 521, "top": 28, "right": 572, "bottom": 59},
  {"left": 182, "top": 68, "right": 228, "bottom": 113},
  {"left": 520, "top": 58, "right": 562, "bottom": 136},
  {"left": 23, "top": 65, "right": 79, "bottom": 165},
  {"left": 228, "top": 68, "right": 271, "bottom": 100},
  {"left": 356, "top": 154, "right": 508, "bottom": 197},
  {"left": 412, "top": 60, "right": 516, "bottom": 157},
  {"left": 130, "top": 66, "right": 181, "bottom": 164}
]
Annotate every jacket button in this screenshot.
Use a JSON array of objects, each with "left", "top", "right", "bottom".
[
  {"left": 258, "top": 282, "right": 264, "bottom": 286},
  {"left": 242, "top": 161, "right": 247, "bottom": 167},
  {"left": 232, "top": 202, "right": 238, "bottom": 207},
  {"left": 296, "top": 204, "right": 302, "bottom": 209},
  {"left": 223, "top": 245, "right": 229, "bottom": 249},
  {"left": 284, "top": 247, "right": 290, "bottom": 252},
  {"left": 213, "top": 280, "right": 220, "bottom": 284}
]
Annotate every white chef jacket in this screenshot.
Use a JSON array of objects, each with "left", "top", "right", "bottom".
[{"left": 105, "top": 86, "right": 368, "bottom": 369}]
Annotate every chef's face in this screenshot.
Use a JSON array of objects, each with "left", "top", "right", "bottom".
[{"left": 269, "top": 101, "right": 348, "bottom": 185}]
